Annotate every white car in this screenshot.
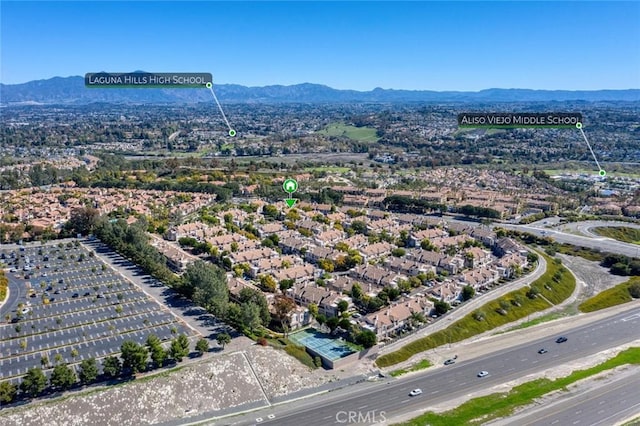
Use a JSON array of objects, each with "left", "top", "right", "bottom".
[
  {"left": 477, "top": 370, "right": 489, "bottom": 378},
  {"left": 409, "top": 388, "right": 423, "bottom": 396}
]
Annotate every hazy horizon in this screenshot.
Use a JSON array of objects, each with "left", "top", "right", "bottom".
[{"left": 1, "top": 2, "right": 639, "bottom": 91}]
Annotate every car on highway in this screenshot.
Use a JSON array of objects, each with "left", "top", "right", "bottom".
[
  {"left": 477, "top": 371, "right": 489, "bottom": 378},
  {"left": 556, "top": 336, "right": 568, "bottom": 343},
  {"left": 444, "top": 359, "right": 456, "bottom": 365},
  {"left": 409, "top": 389, "right": 423, "bottom": 396},
  {"left": 538, "top": 348, "right": 548, "bottom": 354}
]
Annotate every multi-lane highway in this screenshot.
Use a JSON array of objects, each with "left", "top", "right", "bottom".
[
  {"left": 490, "top": 368, "right": 640, "bottom": 426},
  {"left": 218, "top": 306, "right": 640, "bottom": 426}
]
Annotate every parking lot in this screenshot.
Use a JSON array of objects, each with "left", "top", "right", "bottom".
[{"left": 0, "top": 241, "right": 194, "bottom": 383}]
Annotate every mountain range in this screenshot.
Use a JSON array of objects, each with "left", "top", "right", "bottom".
[{"left": 1, "top": 76, "right": 639, "bottom": 104}]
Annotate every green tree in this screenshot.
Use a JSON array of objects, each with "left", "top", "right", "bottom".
[
  {"left": 0, "top": 381, "right": 17, "bottom": 403},
  {"left": 120, "top": 341, "right": 148, "bottom": 374},
  {"left": 338, "top": 317, "right": 352, "bottom": 331},
  {"left": 183, "top": 261, "right": 229, "bottom": 317},
  {"left": 629, "top": 282, "right": 640, "bottom": 299},
  {"left": 318, "top": 259, "right": 335, "bottom": 272},
  {"left": 20, "top": 368, "right": 47, "bottom": 397},
  {"left": 50, "top": 363, "right": 77, "bottom": 391},
  {"left": 356, "top": 330, "right": 377, "bottom": 348},
  {"left": 216, "top": 332, "right": 231, "bottom": 349},
  {"left": 146, "top": 334, "right": 167, "bottom": 368},
  {"left": 350, "top": 282, "right": 363, "bottom": 300},
  {"left": 351, "top": 220, "right": 367, "bottom": 235},
  {"left": 391, "top": 248, "right": 406, "bottom": 257},
  {"left": 326, "top": 316, "right": 340, "bottom": 332},
  {"left": 461, "top": 285, "right": 475, "bottom": 301},
  {"left": 238, "top": 287, "right": 271, "bottom": 326},
  {"left": 308, "top": 303, "right": 319, "bottom": 318},
  {"left": 102, "top": 356, "right": 122, "bottom": 378},
  {"left": 170, "top": 334, "right": 190, "bottom": 362},
  {"left": 259, "top": 274, "right": 277, "bottom": 293},
  {"left": 240, "top": 302, "right": 262, "bottom": 333},
  {"left": 195, "top": 338, "right": 209, "bottom": 355},
  {"left": 337, "top": 300, "right": 349, "bottom": 314},
  {"left": 434, "top": 300, "right": 451, "bottom": 315},
  {"left": 78, "top": 358, "right": 99, "bottom": 385},
  {"left": 64, "top": 206, "right": 100, "bottom": 236},
  {"left": 263, "top": 204, "right": 279, "bottom": 220}
]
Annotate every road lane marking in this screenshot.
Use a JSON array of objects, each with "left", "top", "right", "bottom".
[
  {"left": 401, "top": 399, "right": 410, "bottom": 403},
  {"left": 358, "top": 405, "right": 368, "bottom": 409}
]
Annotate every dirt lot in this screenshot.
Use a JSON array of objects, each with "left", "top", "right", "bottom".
[
  {"left": 0, "top": 345, "right": 373, "bottom": 426},
  {"left": 558, "top": 254, "right": 629, "bottom": 305}
]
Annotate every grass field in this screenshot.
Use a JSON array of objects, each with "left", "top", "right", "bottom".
[
  {"left": 318, "top": 122, "right": 379, "bottom": 142},
  {"left": 396, "top": 347, "right": 640, "bottom": 426},
  {"left": 389, "top": 359, "right": 432, "bottom": 377},
  {"left": 501, "top": 311, "right": 572, "bottom": 333},
  {"left": 579, "top": 276, "right": 640, "bottom": 313},
  {"left": 593, "top": 227, "right": 640, "bottom": 246},
  {"left": 376, "top": 254, "right": 575, "bottom": 368}
]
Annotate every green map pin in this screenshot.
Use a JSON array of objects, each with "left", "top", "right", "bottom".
[{"left": 283, "top": 178, "right": 298, "bottom": 194}]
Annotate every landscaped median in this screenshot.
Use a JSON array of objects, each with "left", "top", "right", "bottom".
[
  {"left": 376, "top": 253, "right": 575, "bottom": 368},
  {"left": 579, "top": 276, "right": 640, "bottom": 313},
  {"left": 394, "top": 347, "right": 640, "bottom": 426},
  {"left": 0, "top": 270, "right": 8, "bottom": 302},
  {"left": 389, "top": 359, "right": 432, "bottom": 377}
]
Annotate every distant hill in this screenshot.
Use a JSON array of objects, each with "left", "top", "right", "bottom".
[{"left": 1, "top": 76, "right": 639, "bottom": 104}]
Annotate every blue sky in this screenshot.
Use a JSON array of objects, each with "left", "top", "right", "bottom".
[{"left": 1, "top": 1, "right": 639, "bottom": 90}]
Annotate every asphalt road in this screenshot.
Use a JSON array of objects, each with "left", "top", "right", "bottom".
[
  {"left": 0, "top": 272, "right": 26, "bottom": 318},
  {"left": 224, "top": 306, "right": 640, "bottom": 426},
  {"left": 493, "top": 369, "right": 640, "bottom": 426},
  {"left": 501, "top": 224, "right": 640, "bottom": 258}
]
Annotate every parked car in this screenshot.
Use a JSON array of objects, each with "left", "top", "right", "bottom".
[
  {"left": 72, "top": 293, "right": 79, "bottom": 298},
  {"left": 444, "top": 359, "right": 456, "bottom": 365}
]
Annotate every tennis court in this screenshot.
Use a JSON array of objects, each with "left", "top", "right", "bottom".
[{"left": 289, "top": 328, "right": 357, "bottom": 361}]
